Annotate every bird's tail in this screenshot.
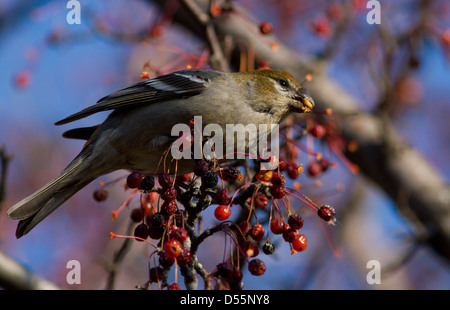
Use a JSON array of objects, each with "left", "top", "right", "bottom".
[{"left": 7, "top": 144, "right": 100, "bottom": 238}]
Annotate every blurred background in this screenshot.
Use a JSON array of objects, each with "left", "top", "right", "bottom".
[{"left": 0, "top": 0, "right": 449, "bottom": 290}]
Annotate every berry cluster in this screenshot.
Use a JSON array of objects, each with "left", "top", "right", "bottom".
[{"left": 100, "top": 116, "right": 339, "bottom": 290}]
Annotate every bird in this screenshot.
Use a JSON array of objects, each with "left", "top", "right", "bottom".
[{"left": 7, "top": 68, "right": 315, "bottom": 238}]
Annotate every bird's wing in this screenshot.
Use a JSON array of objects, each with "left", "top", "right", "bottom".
[{"left": 54, "top": 69, "right": 226, "bottom": 125}]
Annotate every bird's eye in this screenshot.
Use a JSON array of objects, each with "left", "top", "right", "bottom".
[{"left": 278, "top": 79, "right": 288, "bottom": 87}]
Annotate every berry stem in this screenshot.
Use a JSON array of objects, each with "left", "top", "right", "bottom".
[{"left": 112, "top": 190, "right": 139, "bottom": 220}]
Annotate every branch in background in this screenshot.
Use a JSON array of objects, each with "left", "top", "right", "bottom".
[
  {"left": 149, "top": 0, "right": 450, "bottom": 262},
  {"left": 0, "top": 145, "right": 12, "bottom": 212},
  {"left": 0, "top": 251, "right": 60, "bottom": 290}
]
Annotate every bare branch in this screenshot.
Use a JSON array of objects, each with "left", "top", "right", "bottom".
[{"left": 0, "top": 251, "right": 60, "bottom": 290}]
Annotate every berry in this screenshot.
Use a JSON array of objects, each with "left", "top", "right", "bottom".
[
  {"left": 158, "top": 173, "right": 174, "bottom": 188},
  {"left": 149, "top": 267, "right": 164, "bottom": 283},
  {"left": 310, "top": 124, "right": 327, "bottom": 139},
  {"left": 130, "top": 208, "right": 144, "bottom": 223},
  {"left": 177, "top": 249, "right": 191, "bottom": 266},
  {"left": 244, "top": 242, "right": 259, "bottom": 257},
  {"left": 317, "top": 205, "right": 336, "bottom": 222},
  {"left": 176, "top": 173, "right": 191, "bottom": 183},
  {"left": 193, "top": 160, "right": 210, "bottom": 176},
  {"left": 167, "top": 283, "right": 182, "bottom": 290},
  {"left": 270, "top": 218, "right": 286, "bottom": 235},
  {"left": 270, "top": 185, "right": 286, "bottom": 199},
  {"left": 248, "top": 259, "right": 266, "bottom": 276},
  {"left": 307, "top": 161, "right": 322, "bottom": 177},
  {"left": 271, "top": 172, "right": 285, "bottom": 187},
  {"left": 201, "top": 171, "right": 218, "bottom": 188},
  {"left": 169, "top": 227, "right": 189, "bottom": 243},
  {"left": 164, "top": 239, "right": 183, "bottom": 259},
  {"left": 254, "top": 192, "right": 269, "bottom": 208},
  {"left": 214, "top": 205, "right": 231, "bottom": 221},
  {"left": 134, "top": 223, "right": 149, "bottom": 241},
  {"left": 282, "top": 227, "right": 299, "bottom": 243},
  {"left": 238, "top": 221, "right": 251, "bottom": 236},
  {"left": 139, "top": 175, "right": 155, "bottom": 191},
  {"left": 318, "top": 158, "right": 330, "bottom": 172},
  {"left": 250, "top": 224, "right": 265, "bottom": 241},
  {"left": 279, "top": 161, "right": 288, "bottom": 171},
  {"left": 15, "top": 70, "right": 32, "bottom": 88},
  {"left": 159, "top": 251, "right": 175, "bottom": 268},
  {"left": 259, "top": 22, "right": 274, "bottom": 35},
  {"left": 287, "top": 164, "right": 300, "bottom": 179},
  {"left": 161, "top": 199, "right": 177, "bottom": 215},
  {"left": 214, "top": 188, "right": 230, "bottom": 205},
  {"left": 216, "top": 262, "right": 242, "bottom": 283},
  {"left": 127, "top": 172, "right": 142, "bottom": 189},
  {"left": 150, "top": 212, "right": 166, "bottom": 229},
  {"left": 93, "top": 189, "right": 108, "bottom": 202},
  {"left": 161, "top": 186, "right": 177, "bottom": 201},
  {"left": 148, "top": 223, "right": 165, "bottom": 240},
  {"left": 288, "top": 214, "right": 304, "bottom": 230},
  {"left": 292, "top": 233, "right": 308, "bottom": 252},
  {"left": 262, "top": 242, "right": 275, "bottom": 255},
  {"left": 221, "top": 167, "right": 242, "bottom": 182}
]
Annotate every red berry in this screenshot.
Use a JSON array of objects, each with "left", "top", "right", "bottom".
[
  {"left": 282, "top": 227, "right": 299, "bottom": 243},
  {"left": 130, "top": 208, "right": 144, "bottom": 223},
  {"left": 93, "top": 189, "right": 108, "bottom": 202},
  {"left": 310, "top": 124, "right": 327, "bottom": 139},
  {"left": 248, "top": 259, "right": 266, "bottom": 276},
  {"left": 259, "top": 22, "right": 274, "bottom": 35},
  {"left": 127, "top": 172, "right": 143, "bottom": 189},
  {"left": 193, "top": 160, "right": 210, "bottom": 176},
  {"left": 177, "top": 249, "right": 191, "bottom": 266},
  {"left": 250, "top": 224, "right": 265, "bottom": 241},
  {"left": 279, "top": 161, "right": 288, "bottom": 171},
  {"left": 270, "top": 185, "right": 285, "bottom": 199},
  {"left": 169, "top": 227, "right": 189, "bottom": 243},
  {"left": 310, "top": 15, "right": 332, "bottom": 38},
  {"left": 318, "top": 158, "right": 330, "bottom": 172},
  {"left": 161, "top": 186, "right": 177, "bottom": 201},
  {"left": 215, "top": 262, "right": 242, "bottom": 283},
  {"left": 214, "top": 188, "right": 230, "bottom": 205},
  {"left": 167, "top": 283, "right": 182, "bottom": 290},
  {"left": 15, "top": 70, "right": 32, "bottom": 88},
  {"left": 214, "top": 205, "right": 231, "bottom": 221},
  {"left": 238, "top": 221, "right": 251, "bottom": 236},
  {"left": 161, "top": 199, "right": 177, "bottom": 215},
  {"left": 176, "top": 173, "right": 191, "bottom": 183},
  {"left": 164, "top": 239, "right": 182, "bottom": 259},
  {"left": 149, "top": 267, "right": 164, "bottom": 283},
  {"left": 307, "top": 161, "right": 322, "bottom": 177},
  {"left": 292, "top": 233, "right": 308, "bottom": 252},
  {"left": 159, "top": 251, "right": 175, "bottom": 268},
  {"left": 158, "top": 173, "right": 174, "bottom": 188},
  {"left": 221, "top": 167, "right": 242, "bottom": 182},
  {"left": 317, "top": 205, "right": 336, "bottom": 222},
  {"left": 270, "top": 218, "right": 286, "bottom": 235},
  {"left": 288, "top": 214, "right": 304, "bottom": 230},
  {"left": 254, "top": 192, "right": 269, "bottom": 208},
  {"left": 244, "top": 242, "right": 259, "bottom": 257},
  {"left": 287, "top": 165, "right": 300, "bottom": 179},
  {"left": 134, "top": 223, "right": 149, "bottom": 242},
  {"left": 271, "top": 172, "right": 285, "bottom": 187}
]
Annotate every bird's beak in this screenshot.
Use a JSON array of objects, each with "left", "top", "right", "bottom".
[{"left": 294, "top": 91, "right": 315, "bottom": 113}]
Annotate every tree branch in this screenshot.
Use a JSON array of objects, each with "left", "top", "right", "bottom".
[{"left": 0, "top": 251, "right": 60, "bottom": 290}]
